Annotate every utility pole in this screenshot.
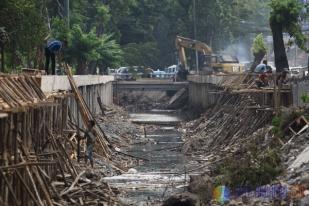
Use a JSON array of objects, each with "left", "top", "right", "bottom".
[
  {"left": 65, "top": 0, "right": 70, "bottom": 27},
  {"left": 193, "top": 0, "right": 199, "bottom": 73}
]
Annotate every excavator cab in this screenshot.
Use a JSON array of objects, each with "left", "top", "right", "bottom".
[
  {"left": 211, "top": 54, "right": 244, "bottom": 73},
  {"left": 175, "top": 36, "right": 244, "bottom": 74}
]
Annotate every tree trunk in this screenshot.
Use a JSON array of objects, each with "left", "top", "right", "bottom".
[
  {"left": 11, "top": 42, "right": 16, "bottom": 71},
  {"left": 76, "top": 60, "right": 86, "bottom": 75},
  {"left": 88, "top": 61, "right": 97, "bottom": 74},
  {"left": 1, "top": 45, "right": 4, "bottom": 72},
  {"left": 270, "top": 21, "right": 289, "bottom": 72},
  {"left": 250, "top": 51, "right": 265, "bottom": 72}
]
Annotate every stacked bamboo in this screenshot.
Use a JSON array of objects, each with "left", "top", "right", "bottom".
[
  {"left": 217, "top": 73, "right": 255, "bottom": 90},
  {"left": 0, "top": 73, "right": 126, "bottom": 205},
  {"left": 0, "top": 75, "right": 46, "bottom": 111},
  {"left": 0, "top": 77, "right": 75, "bottom": 206},
  {"left": 64, "top": 64, "right": 111, "bottom": 159}
]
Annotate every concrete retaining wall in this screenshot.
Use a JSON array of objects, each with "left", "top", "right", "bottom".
[
  {"left": 291, "top": 77, "right": 309, "bottom": 107},
  {"left": 189, "top": 82, "right": 222, "bottom": 108},
  {"left": 187, "top": 74, "right": 225, "bottom": 85},
  {"left": 188, "top": 74, "right": 293, "bottom": 109},
  {"left": 41, "top": 75, "right": 114, "bottom": 92},
  {"left": 41, "top": 75, "right": 114, "bottom": 128}
]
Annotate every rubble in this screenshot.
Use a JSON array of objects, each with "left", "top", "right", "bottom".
[
  {"left": 115, "top": 90, "right": 171, "bottom": 112},
  {"left": 180, "top": 88, "right": 309, "bottom": 205},
  {"left": 0, "top": 72, "right": 143, "bottom": 206},
  {"left": 182, "top": 94, "right": 273, "bottom": 156}
]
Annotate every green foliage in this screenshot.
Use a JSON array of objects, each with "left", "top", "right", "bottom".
[
  {"left": 51, "top": 18, "right": 71, "bottom": 42},
  {"left": 219, "top": 144, "right": 282, "bottom": 188},
  {"left": 0, "top": 0, "right": 48, "bottom": 69},
  {"left": 251, "top": 34, "right": 267, "bottom": 56},
  {"left": 270, "top": 0, "right": 308, "bottom": 52},
  {"left": 97, "top": 35, "right": 123, "bottom": 69},
  {"left": 65, "top": 26, "right": 123, "bottom": 74},
  {"left": 122, "top": 42, "right": 159, "bottom": 68},
  {"left": 0, "top": 0, "right": 284, "bottom": 71},
  {"left": 69, "top": 26, "right": 100, "bottom": 62},
  {"left": 0, "top": 27, "right": 9, "bottom": 45},
  {"left": 48, "top": 0, "right": 124, "bottom": 74},
  {"left": 271, "top": 116, "right": 283, "bottom": 136},
  {"left": 301, "top": 94, "right": 309, "bottom": 103}
]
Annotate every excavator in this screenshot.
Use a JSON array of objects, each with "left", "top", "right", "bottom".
[{"left": 175, "top": 36, "right": 244, "bottom": 74}]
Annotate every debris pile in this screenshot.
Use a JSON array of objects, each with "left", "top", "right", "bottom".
[
  {"left": 52, "top": 171, "right": 121, "bottom": 206},
  {"left": 181, "top": 90, "right": 309, "bottom": 205},
  {"left": 182, "top": 94, "right": 273, "bottom": 157},
  {"left": 0, "top": 73, "right": 139, "bottom": 206},
  {"left": 116, "top": 90, "right": 170, "bottom": 112}
]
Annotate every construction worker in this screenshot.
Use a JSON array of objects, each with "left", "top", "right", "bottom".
[
  {"left": 255, "top": 60, "right": 268, "bottom": 73},
  {"left": 44, "top": 38, "right": 64, "bottom": 75},
  {"left": 255, "top": 60, "right": 272, "bottom": 88},
  {"left": 84, "top": 120, "right": 96, "bottom": 168}
]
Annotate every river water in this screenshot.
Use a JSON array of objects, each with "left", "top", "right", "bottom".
[{"left": 104, "top": 111, "right": 192, "bottom": 205}]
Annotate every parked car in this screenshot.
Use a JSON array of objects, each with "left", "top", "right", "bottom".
[
  {"left": 108, "top": 68, "right": 116, "bottom": 75},
  {"left": 289, "top": 66, "right": 307, "bottom": 78},
  {"left": 164, "top": 65, "right": 178, "bottom": 79},
  {"left": 115, "top": 67, "right": 134, "bottom": 80},
  {"left": 152, "top": 69, "right": 166, "bottom": 78}
]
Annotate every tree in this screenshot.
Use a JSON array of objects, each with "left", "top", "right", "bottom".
[
  {"left": 0, "top": 0, "right": 47, "bottom": 70},
  {"left": 96, "top": 34, "right": 123, "bottom": 74},
  {"left": 66, "top": 26, "right": 122, "bottom": 74},
  {"left": 0, "top": 0, "right": 279, "bottom": 72},
  {"left": 122, "top": 42, "right": 160, "bottom": 68},
  {"left": 66, "top": 26, "right": 99, "bottom": 74},
  {"left": 0, "top": 27, "right": 9, "bottom": 72},
  {"left": 250, "top": 34, "right": 267, "bottom": 71},
  {"left": 269, "top": 0, "right": 308, "bottom": 72}
]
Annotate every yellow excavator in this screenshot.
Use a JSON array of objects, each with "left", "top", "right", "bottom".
[{"left": 175, "top": 36, "right": 244, "bottom": 73}]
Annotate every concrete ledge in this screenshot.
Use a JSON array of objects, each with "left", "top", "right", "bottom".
[
  {"left": 188, "top": 74, "right": 244, "bottom": 85},
  {"left": 187, "top": 74, "right": 225, "bottom": 85},
  {"left": 41, "top": 75, "right": 115, "bottom": 92}
]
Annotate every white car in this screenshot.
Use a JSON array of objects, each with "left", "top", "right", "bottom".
[
  {"left": 115, "top": 67, "right": 133, "bottom": 80},
  {"left": 164, "top": 65, "right": 178, "bottom": 79},
  {"left": 152, "top": 69, "right": 166, "bottom": 78},
  {"left": 289, "top": 66, "right": 307, "bottom": 78}
]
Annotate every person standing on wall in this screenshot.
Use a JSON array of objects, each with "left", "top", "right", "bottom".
[{"left": 44, "top": 38, "right": 65, "bottom": 75}]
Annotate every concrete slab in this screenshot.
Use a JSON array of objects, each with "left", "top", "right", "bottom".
[
  {"left": 187, "top": 74, "right": 243, "bottom": 85},
  {"left": 187, "top": 74, "right": 225, "bottom": 84},
  {"left": 41, "top": 75, "right": 115, "bottom": 92},
  {"left": 289, "top": 146, "right": 309, "bottom": 169}
]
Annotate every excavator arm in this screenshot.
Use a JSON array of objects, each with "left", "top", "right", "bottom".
[{"left": 175, "top": 36, "right": 213, "bottom": 70}]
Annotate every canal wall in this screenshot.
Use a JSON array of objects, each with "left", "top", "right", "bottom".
[
  {"left": 41, "top": 75, "right": 114, "bottom": 127},
  {"left": 291, "top": 77, "right": 309, "bottom": 107},
  {"left": 188, "top": 74, "right": 237, "bottom": 108},
  {"left": 187, "top": 74, "right": 293, "bottom": 109}
]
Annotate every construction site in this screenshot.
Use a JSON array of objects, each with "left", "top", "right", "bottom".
[
  {"left": 0, "top": 64, "right": 308, "bottom": 206},
  {"left": 1, "top": 0, "right": 309, "bottom": 205}
]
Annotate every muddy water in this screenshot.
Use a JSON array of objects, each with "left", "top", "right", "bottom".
[{"left": 104, "top": 112, "right": 190, "bottom": 205}]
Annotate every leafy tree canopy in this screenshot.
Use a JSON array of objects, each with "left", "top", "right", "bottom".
[
  {"left": 270, "top": 0, "right": 308, "bottom": 52},
  {"left": 251, "top": 34, "right": 267, "bottom": 56}
]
